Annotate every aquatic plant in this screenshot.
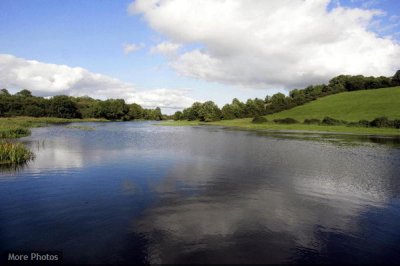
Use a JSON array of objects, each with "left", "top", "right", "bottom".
[{"left": 0, "top": 141, "right": 34, "bottom": 165}]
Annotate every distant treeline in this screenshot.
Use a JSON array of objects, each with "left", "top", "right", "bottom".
[
  {"left": 0, "top": 90, "right": 163, "bottom": 120},
  {"left": 174, "top": 70, "right": 400, "bottom": 122}
]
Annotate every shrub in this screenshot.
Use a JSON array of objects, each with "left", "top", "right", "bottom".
[
  {"left": 358, "top": 120, "right": 370, "bottom": 127},
  {"left": 303, "top": 118, "right": 320, "bottom": 124},
  {"left": 369, "top": 117, "right": 392, "bottom": 128},
  {"left": 347, "top": 122, "right": 360, "bottom": 127},
  {"left": 252, "top": 116, "right": 268, "bottom": 124},
  {"left": 393, "top": 120, "right": 400, "bottom": 129},
  {"left": 321, "top": 117, "right": 346, "bottom": 126},
  {"left": 273, "top": 118, "right": 299, "bottom": 124}
]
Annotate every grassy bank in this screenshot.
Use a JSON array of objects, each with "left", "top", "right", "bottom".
[
  {"left": 266, "top": 86, "right": 400, "bottom": 122},
  {"left": 0, "top": 117, "right": 106, "bottom": 139},
  {"left": 161, "top": 119, "right": 400, "bottom": 136},
  {"left": 162, "top": 86, "right": 400, "bottom": 136}
]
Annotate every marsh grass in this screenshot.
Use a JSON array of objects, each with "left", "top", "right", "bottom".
[
  {"left": 0, "top": 141, "right": 34, "bottom": 165},
  {"left": 0, "top": 126, "right": 31, "bottom": 138},
  {"left": 0, "top": 117, "right": 106, "bottom": 140}
]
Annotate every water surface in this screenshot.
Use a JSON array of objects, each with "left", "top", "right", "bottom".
[{"left": 1, "top": 122, "right": 400, "bottom": 264}]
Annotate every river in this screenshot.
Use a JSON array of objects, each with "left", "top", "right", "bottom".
[{"left": 1, "top": 122, "right": 400, "bottom": 264}]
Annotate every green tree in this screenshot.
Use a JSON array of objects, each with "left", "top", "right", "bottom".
[
  {"left": 270, "top": 93, "right": 286, "bottom": 105},
  {"left": 24, "top": 105, "right": 45, "bottom": 117},
  {"left": 245, "top": 99, "right": 257, "bottom": 117},
  {"left": 392, "top": 70, "right": 400, "bottom": 86},
  {"left": 254, "top": 98, "right": 266, "bottom": 116},
  {"left": 221, "top": 104, "right": 235, "bottom": 120},
  {"left": 128, "top": 103, "right": 144, "bottom": 120},
  {"left": 328, "top": 75, "right": 347, "bottom": 93},
  {"left": 73, "top": 96, "right": 98, "bottom": 118},
  {"left": 182, "top": 102, "right": 203, "bottom": 121},
  {"left": 48, "top": 95, "right": 81, "bottom": 118},
  {"left": 198, "top": 101, "right": 221, "bottom": 122},
  {"left": 153, "top": 107, "right": 162, "bottom": 120},
  {"left": 94, "top": 99, "right": 128, "bottom": 120},
  {"left": 16, "top": 89, "right": 33, "bottom": 97},
  {"left": 173, "top": 111, "right": 182, "bottom": 120},
  {"left": 345, "top": 75, "right": 366, "bottom": 91},
  {"left": 231, "top": 98, "right": 246, "bottom": 118},
  {"left": 0, "top": 89, "right": 10, "bottom": 96}
]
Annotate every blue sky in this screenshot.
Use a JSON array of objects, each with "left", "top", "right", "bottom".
[{"left": 0, "top": 0, "right": 399, "bottom": 112}]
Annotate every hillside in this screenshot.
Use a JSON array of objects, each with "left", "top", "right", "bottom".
[{"left": 266, "top": 86, "right": 400, "bottom": 122}]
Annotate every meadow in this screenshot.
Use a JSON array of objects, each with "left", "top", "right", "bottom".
[
  {"left": 162, "top": 86, "right": 400, "bottom": 136},
  {"left": 266, "top": 86, "right": 400, "bottom": 122}
]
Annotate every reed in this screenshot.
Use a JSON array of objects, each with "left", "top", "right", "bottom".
[
  {"left": 0, "top": 141, "right": 34, "bottom": 165},
  {"left": 0, "top": 126, "right": 31, "bottom": 139}
]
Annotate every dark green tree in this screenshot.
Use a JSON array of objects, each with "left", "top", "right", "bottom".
[
  {"left": 0, "top": 89, "right": 10, "bottom": 96},
  {"left": 48, "top": 95, "right": 81, "bottom": 118},
  {"left": 93, "top": 99, "right": 128, "bottom": 120},
  {"left": 392, "top": 70, "right": 400, "bottom": 86},
  {"left": 16, "top": 89, "right": 33, "bottom": 97},
  {"left": 128, "top": 103, "right": 144, "bottom": 120}
]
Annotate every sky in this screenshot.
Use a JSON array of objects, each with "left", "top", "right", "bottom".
[{"left": 0, "top": 0, "right": 399, "bottom": 113}]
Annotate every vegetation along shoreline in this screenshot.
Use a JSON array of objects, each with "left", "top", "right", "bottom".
[{"left": 1, "top": 71, "right": 400, "bottom": 165}]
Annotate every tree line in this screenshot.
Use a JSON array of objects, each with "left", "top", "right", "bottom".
[
  {"left": 0, "top": 89, "right": 163, "bottom": 121},
  {"left": 174, "top": 70, "right": 400, "bottom": 122}
]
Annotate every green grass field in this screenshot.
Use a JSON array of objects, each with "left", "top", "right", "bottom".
[
  {"left": 161, "top": 87, "right": 400, "bottom": 136},
  {"left": 266, "top": 86, "right": 400, "bottom": 122}
]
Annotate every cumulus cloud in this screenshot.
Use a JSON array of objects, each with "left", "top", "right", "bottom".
[
  {"left": 150, "top": 41, "right": 181, "bottom": 57},
  {"left": 123, "top": 42, "right": 145, "bottom": 54},
  {"left": 129, "top": 0, "right": 400, "bottom": 89},
  {"left": 0, "top": 54, "right": 195, "bottom": 110},
  {"left": 129, "top": 88, "right": 194, "bottom": 109}
]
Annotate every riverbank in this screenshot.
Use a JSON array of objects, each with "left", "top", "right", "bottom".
[
  {"left": 160, "top": 119, "right": 400, "bottom": 136},
  {"left": 0, "top": 117, "right": 108, "bottom": 139},
  {"left": 0, "top": 117, "right": 107, "bottom": 165}
]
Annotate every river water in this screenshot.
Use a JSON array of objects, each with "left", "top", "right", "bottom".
[{"left": 1, "top": 122, "right": 400, "bottom": 264}]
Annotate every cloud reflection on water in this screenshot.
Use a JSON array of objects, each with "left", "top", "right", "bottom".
[{"left": 130, "top": 131, "right": 400, "bottom": 264}]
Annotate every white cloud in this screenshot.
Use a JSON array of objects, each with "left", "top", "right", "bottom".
[
  {"left": 123, "top": 42, "right": 145, "bottom": 54},
  {"left": 130, "top": 0, "right": 400, "bottom": 89},
  {"left": 0, "top": 54, "right": 195, "bottom": 111},
  {"left": 150, "top": 41, "right": 181, "bottom": 57},
  {"left": 129, "top": 88, "right": 194, "bottom": 109}
]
